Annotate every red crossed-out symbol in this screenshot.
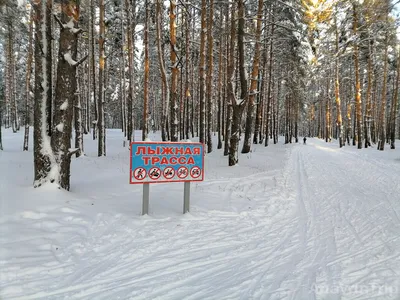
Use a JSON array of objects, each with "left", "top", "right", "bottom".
[
  {"left": 190, "top": 166, "right": 201, "bottom": 179},
  {"left": 177, "top": 166, "right": 188, "bottom": 179},
  {"left": 133, "top": 167, "right": 147, "bottom": 180},
  {"left": 163, "top": 167, "right": 175, "bottom": 179},
  {"left": 149, "top": 167, "right": 161, "bottom": 180}
]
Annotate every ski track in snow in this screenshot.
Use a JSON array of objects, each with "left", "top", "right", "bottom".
[{"left": 1, "top": 131, "right": 400, "bottom": 300}]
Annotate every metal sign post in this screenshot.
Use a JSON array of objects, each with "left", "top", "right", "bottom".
[
  {"left": 183, "top": 181, "right": 190, "bottom": 213},
  {"left": 130, "top": 142, "right": 204, "bottom": 215},
  {"left": 142, "top": 183, "right": 149, "bottom": 215}
]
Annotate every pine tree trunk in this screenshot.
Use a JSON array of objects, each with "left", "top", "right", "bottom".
[
  {"left": 125, "top": 0, "right": 135, "bottom": 142},
  {"left": 264, "top": 23, "right": 275, "bottom": 147},
  {"left": 52, "top": 3, "right": 81, "bottom": 189},
  {"left": 8, "top": 27, "right": 18, "bottom": 134},
  {"left": 179, "top": 13, "right": 184, "bottom": 141},
  {"left": 389, "top": 50, "right": 400, "bottom": 149},
  {"left": 75, "top": 69, "right": 84, "bottom": 157},
  {"left": 224, "top": 2, "right": 235, "bottom": 158},
  {"left": 229, "top": 0, "right": 247, "bottom": 166},
  {"left": 98, "top": 0, "right": 106, "bottom": 156},
  {"left": 253, "top": 49, "right": 267, "bottom": 145},
  {"left": 378, "top": 31, "right": 389, "bottom": 151},
  {"left": 273, "top": 77, "right": 279, "bottom": 144},
  {"left": 156, "top": 0, "right": 169, "bottom": 141},
  {"left": 353, "top": 4, "right": 363, "bottom": 149},
  {"left": 185, "top": 12, "right": 191, "bottom": 140},
  {"left": 33, "top": 0, "right": 55, "bottom": 187},
  {"left": 24, "top": 9, "right": 34, "bottom": 151},
  {"left": 142, "top": 1, "right": 149, "bottom": 141},
  {"left": 169, "top": 0, "right": 179, "bottom": 142},
  {"left": 89, "top": 0, "right": 96, "bottom": 140},
  {"left": 346, "top": 102, "right": 351, "bottom": 145},
  {"left": 326, "top": 77, "right": 331, "bottom": 142},
  {"left": 206, "top": 0, "right": 214, "bottom": 152},
  {"left": 199, "top": 0, "right": 207, "bottom": 144},
  {"left": 120, "top": 12, "right": 126, "bottom": 136},
  {"left": 241, "top": 0, "right": 263, "bottom": 154},
  {"left": 5, "top": 15, "right": 16, "bottom": 134},
  {"left": 334, "top": 16, "right": 343, "bottom": 147},
  {"left": 217, "top": 8, "right": 223, "bottom": 149},
  {"left": 364, "top": 38, "right": 373, "bottom": 148}
]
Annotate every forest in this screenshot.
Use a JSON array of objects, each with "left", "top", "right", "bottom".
[{"left": 0, "top": 0, "right": 399, "bottom": 190}]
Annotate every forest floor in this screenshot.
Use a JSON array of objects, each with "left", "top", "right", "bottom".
[{"left": 1, "top": 129, "right": 400, "bottom": 300}]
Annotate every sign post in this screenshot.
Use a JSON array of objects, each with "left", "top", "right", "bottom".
[
  {"left": 183, "top": 181, "right": 190, "bottom": 213},
  {"left": 142, "top": 183, "right": 149, "bottom": 215},
  {"left": 130, "top": 142, "right": 204, "bottom": 215}
]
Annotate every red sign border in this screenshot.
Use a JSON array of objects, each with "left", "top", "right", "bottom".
[{"left": 129, "top": 141, "right": 204, "bottom": 184}]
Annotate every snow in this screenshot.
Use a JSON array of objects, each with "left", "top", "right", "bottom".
[
  {"left": 2, "top": 128, "right": 400, "bottom": 299},
  {"left": 60, "top": 101, "right": 68, "bottom": 110},
  {"left": 64, "top": 51, "right": 77, "bottom": 66},
  {"left": 55, "top": 123, "right": 64, "bottom": 132},
  {"left": 65, "top": 19, "right": 74, "bottom": 29}
]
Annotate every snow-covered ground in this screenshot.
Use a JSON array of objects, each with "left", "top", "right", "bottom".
[{"left": 1, "top": 128, "right": 400, "bottom": 300}]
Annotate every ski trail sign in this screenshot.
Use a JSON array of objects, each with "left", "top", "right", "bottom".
[
  {"left": 130, "top": 142, "right": 204, "bottom": 215},
  {"left": 130, "top": 142, "right": 204, "bottom": 184}
]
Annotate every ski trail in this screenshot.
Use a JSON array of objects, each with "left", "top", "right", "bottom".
[{"left": 296, "top": 140, "right": 400, "bottom": 300}]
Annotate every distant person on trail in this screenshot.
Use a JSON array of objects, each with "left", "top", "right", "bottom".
[{"left": 303, "top": 137, "right": 307, "bottom": 145}]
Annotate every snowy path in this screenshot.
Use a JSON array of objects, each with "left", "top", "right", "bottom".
[{"left": 1, "top": 131, "right": 400, "bottom": 299}]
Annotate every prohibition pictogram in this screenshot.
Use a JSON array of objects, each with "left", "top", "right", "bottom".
[
  {"left": 133, "top": 167, "right": 147, "bottom": 180},
  {"left": 149, "top": 167, "right": 161, "bottom": 180},
  {"left": 190, "top": 166, "right": 201, "bottom": 179},
  {"left": 177, "top": 166, "right": 189, "bottom": 179},
  {"left": 163, "top": 167, "right": 175, "bottom": 179}
]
